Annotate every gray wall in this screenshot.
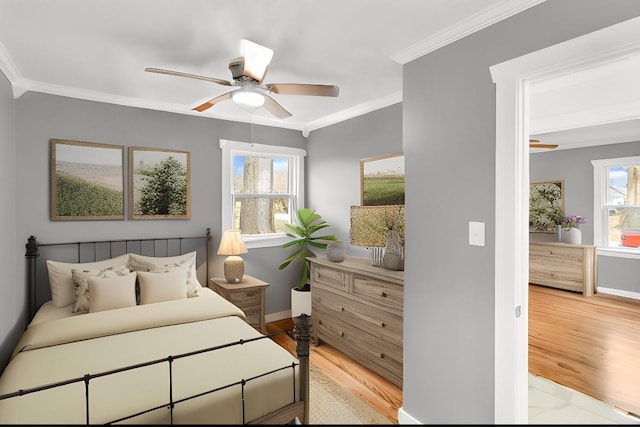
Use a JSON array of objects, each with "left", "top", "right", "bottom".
[
  {"left": 531, "top": 141, "right": 640, "bottom": 294},
  {"left": 0, "top": 68, "right": 19, "bottom": 371},
  {"left": 401, "top": 0, "right": 640, "bottom": 424},
  {"left": 306, "top": 103, "right": 403, "bottom": 255},
  {"left": 1, "top": 91, "right": 309, "bottom": 370},
  {"left": 1, "top": 91, "right": 404, "bottom": 375}
]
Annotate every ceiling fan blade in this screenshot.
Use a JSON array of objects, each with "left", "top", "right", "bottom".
[
  {"left": 262, "top": 93, "right": 292, "bottom": 119},
  {"left": 192, "top": 92, "right": 232, "bottom": 112},
  {"left": 241, "top": 39, "right": 273, "bottom": 84},
  {"left": 266, "top": 83, "right": 339, "bottom": 97},
  {"left": 145, "top": 67, "right": 232, "bottom": 86},
  {"left": 530, "top": 143, "right": 559, "bottom": 149}
]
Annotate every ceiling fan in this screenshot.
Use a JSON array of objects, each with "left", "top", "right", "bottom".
[
  {"left": 529, "top": 139, "right": 558, "bottom": 149},
  {"left": 145, "top": 39, "right": 339, "bottom": 119}
]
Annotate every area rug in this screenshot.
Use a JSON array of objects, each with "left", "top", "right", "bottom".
[{"left": 309, "top": 364, "right": 389, "bottom": 424}]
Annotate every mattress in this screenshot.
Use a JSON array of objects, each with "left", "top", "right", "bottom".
[{"left": 0, "top": 288, "right": 300, "bottom": 424}]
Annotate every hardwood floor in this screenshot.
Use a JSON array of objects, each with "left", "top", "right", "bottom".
[
  {"left": 266, "top": 318, "right": 402, "bottom": 424},
  {"left": 529, "top": 284, "right": 640, "bottom": 418},
  {"left": 266, "top": 285, "right": 640, "bottom": 423}
]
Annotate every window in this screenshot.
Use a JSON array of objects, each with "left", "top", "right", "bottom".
[
  {"left": 220, "top": 139, "right": 305, "bottom": 248},
  {"left": 592, "top": 156, "right": 640, "bottom": 256}
]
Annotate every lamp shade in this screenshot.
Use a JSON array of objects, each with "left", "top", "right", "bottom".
[
  {"left": 350, "top": 205, "right": 405, "bottom": 247},
  {"left": 217, "top": 229, "right": 248, "bottom": 283},
  {"left": 217, "top": 229, "right": 248, "bottom": 256}
]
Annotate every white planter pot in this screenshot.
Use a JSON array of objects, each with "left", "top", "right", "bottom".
[
  {"left": 561, "top": 227, "right": 582, "bottom": 245},
  {"left": 291, "top": 288, "right": 312, "bottom": 318}
]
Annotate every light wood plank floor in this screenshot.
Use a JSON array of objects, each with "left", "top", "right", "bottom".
[
  {"left": 266, "top": 319, "right": 402, "bottom": 424},
  {"left": 268, "top": 285, "right": 640, "bottom": 423},
  {"left": 529, "top": 284, "right": 640, "bottom": 418}
]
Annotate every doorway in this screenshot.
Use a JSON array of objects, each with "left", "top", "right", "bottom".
[{"left": 491, "top": 16, "right": 640, "bottom": 424}]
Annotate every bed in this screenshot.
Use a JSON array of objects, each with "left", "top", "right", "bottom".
[{"left": 0, "top": 229, "right": 310, "bottom": 424}]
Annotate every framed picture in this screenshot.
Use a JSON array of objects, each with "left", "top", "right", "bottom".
[
  {"left": 529, "top": 180, "right": 564, "bottom": 232},
  {"left": 51, "top": 139, "right": 124, "bottom": 221},
  {"left": 360, "top": 152, "right": 405, "bottom": 206},
  {"left": 128, "top": 147, "right": 191, "bottom": 220}
]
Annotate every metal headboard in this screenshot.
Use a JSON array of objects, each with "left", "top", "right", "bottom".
[{"left": 24, "top": 228, "right": 213, "bottom": 321}]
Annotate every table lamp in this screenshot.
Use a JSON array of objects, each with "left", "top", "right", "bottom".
[{"left": 217, "top": 229, "right": 248, "bottom": 283}]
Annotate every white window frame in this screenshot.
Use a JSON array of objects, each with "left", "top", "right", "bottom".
[
  {"left": 220, "top": 139, "right": 306, "bottom": 249},
  {"left": 592, "top": 155, "right": 640, "bottom": 259}
]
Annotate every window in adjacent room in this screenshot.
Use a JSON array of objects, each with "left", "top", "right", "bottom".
[
  {"left": 220, "top": 139, "right": 305, "bottom": 248},
  {"left": 592, "top": 156, "right": 640, "bottom": 254}
]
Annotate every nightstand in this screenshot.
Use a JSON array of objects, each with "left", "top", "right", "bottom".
[{"left": 210, "top": 275, "right": 269, "bottom": 333}]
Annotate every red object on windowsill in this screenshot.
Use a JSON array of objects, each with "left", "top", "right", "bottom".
[{"left": 621, "top": 229, "right": 640, "bottom": 247}]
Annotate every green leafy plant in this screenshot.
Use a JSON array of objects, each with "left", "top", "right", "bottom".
[{"left": 279, "top": 208, "right": 339, "bottom": 291}]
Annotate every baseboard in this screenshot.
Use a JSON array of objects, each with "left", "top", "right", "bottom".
[
  {"left": 597, "top": 287, "right": 640, "bottom": 301},
  {"left": 265, "top": 310, "right": 292, "bottom": 324},
  {"left": 398, "top": 407, "right": 421, "bottom": 424}
]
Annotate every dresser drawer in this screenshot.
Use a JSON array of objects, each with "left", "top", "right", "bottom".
[
  {"left": 311, "top": 263, "right": 350, "bottom": 292},
  {"left": 352, "top": 275, "right": 403, "bottom": 310},
  {"left": 313, "top": 288, "right": 402, "bottom": 347},
  {"left": 529, "top": 244, "right": 584, "bottom": 263},
  {"left": 315, "top": 313, "right": 402, "bottom": 387},
  {"left": 224, "top": 289, "right": 261, "bottom": 308}
]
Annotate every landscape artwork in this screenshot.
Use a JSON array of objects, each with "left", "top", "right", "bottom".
[
  {"left": 51, "top": 139, "right": 125, "bottom": 220},
  {"left": 529, "top": 180, "right": 564, "bottom": 232},
  {"left": 129, "top": 147, "right": 191, "bottom": 220},
  {"left": 360, "top": 152, "right": 405, "bottom": 206}
]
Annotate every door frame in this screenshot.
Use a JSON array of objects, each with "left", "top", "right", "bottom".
[{"left": 490, "top": 16, "right": 640, "bottom": 423}]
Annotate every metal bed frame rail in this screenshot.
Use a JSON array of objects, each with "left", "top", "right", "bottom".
[{"left": 0, "top": 329, "right": 310, "bottom": 424}]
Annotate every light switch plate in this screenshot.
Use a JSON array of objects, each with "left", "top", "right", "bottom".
[{"left": 469, "top": 221, "right": 485, "bottom": 246}]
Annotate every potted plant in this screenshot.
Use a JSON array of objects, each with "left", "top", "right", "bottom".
[{"left": 279, "top": 208, "right": 338, "bottom": 317}]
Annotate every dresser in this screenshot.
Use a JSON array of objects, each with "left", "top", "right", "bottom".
[
  {"left": 529, "top": 242, "right": 597, "bottom": 296},
  {"left": 309, "top": 256, "right": 403, "bottom": 388}
]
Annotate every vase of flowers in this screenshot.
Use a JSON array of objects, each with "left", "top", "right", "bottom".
[{"left": 560, "top": 215, "right": 587, "bottom": 244}]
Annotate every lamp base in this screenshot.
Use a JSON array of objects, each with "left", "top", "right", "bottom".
[{"left": 224, "top": 256, "right": 245, "bottom": 283}]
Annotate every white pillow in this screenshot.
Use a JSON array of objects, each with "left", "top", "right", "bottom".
[
  {"left": 88, "top": 272, "right": 137, "bottom": 313},
  {"left": 46, "top": 254, "right": 131, "bottom": 308},
  {"left": 129, "top": 252, "right": 201, "bottom": 298},
  {"left": 138, "top": 269, "right": 188, "bottom": 305},
  {"left": 71, "top": 264, "right": 131, "bottom": 314}
]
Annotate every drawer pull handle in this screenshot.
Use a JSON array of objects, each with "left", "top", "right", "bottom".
[
  {"left": 379, "top": 321, "right": 385, "bottom": 328},
  {"left": 339, "top": 331, "right": 344, "bottom": 337},
  {"left": 339, "top": 306, "right": 345, "bottom": 311},
  {"left": 318, "top": 319, "right": 323, "bottom": 325},
  {"left": 380, "top": 291, "right": 387, "bottom": 298},
  {"left": 379, "top": 353, "right": 385, "bottom": 359}
]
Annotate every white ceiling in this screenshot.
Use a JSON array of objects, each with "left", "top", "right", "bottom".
[
  {"left": 0, "top": 0, "right": 637, "bottom": 145},
  {"left": 530, "top": 52, "right": 640, "bottom": 151},
  {"left": 0, "top": 0, "right": 541, "bottom": 135}
]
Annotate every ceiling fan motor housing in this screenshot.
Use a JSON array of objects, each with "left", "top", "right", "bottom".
[{"left": 228, "top": 57, "right": 245, "bottom": 80}]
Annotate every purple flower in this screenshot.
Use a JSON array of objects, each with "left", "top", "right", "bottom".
[{"left": 562, "top": 215, "right": 587, "bottom": 228}]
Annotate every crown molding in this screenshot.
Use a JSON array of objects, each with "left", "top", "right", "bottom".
[
  {"left": 0, "top": 41, "right": 28, "bottom": 98},
  {"left": 0, "top": 0, "right": 545, "bottom": 134},
  {"left": 391, "top": 0, "right": 547, "bottom": 64},
  {"left": 302, "top": 91, "right": 402, "bottom": 137}
]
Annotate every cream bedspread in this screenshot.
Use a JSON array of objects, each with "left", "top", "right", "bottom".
[{"left": 0, "top": 288, "right": 299, "bottom": 424}]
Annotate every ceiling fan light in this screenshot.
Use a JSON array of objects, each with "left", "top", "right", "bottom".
[{"left": 231, "top": 89, "right": 265, "bottom": 108}]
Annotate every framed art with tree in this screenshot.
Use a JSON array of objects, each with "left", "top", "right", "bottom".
[
  {"left": 529, "top": 179, "right": 564, "bottom": 232},
  {"left": 128, "top": 147, "right": 191, "bottom": 220}
]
